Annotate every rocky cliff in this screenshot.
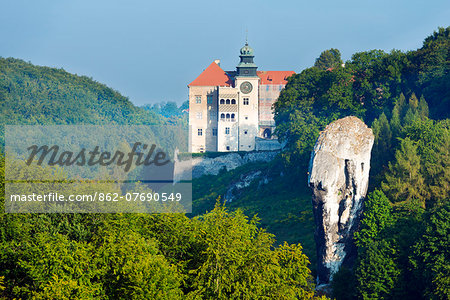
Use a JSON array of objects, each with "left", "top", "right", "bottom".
[
  {"left": 308, "top": 116, "right": 374, "bottom": 285},
  {"left": 174, "top": 150, "right": 279, "bottom": 181}
]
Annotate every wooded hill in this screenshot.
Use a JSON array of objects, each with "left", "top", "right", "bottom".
[
  {"left": 0, "top": 58, "right": 168, "bottom": 126},
  {"left": 0, "top": 27, "right": 448, "bottom": 299}
]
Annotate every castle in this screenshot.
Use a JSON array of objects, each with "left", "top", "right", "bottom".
[{"left": 188, "top": 42, "right": 294, "bottom": 153}]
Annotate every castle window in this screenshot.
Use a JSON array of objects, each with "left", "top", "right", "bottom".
[
  {"left": 231, "top": 99, "right": 236, "bottom": 104},
  {"left": 226, "top": 99, "right": 230, "bottom": 104},
  {"left": 210, "top": 111, "right": 216, "bottom": 120},
  {"left": 207, "top": 95, "right": 213, "bottom": 104},
  {"left": 266, "top": 85, "right": 270, "bottom": 91},
  {"left": 225, "top": 127, "right": 230, "bottom": 135},
  {"left": 220, "top": 113, "right": 225, "bottom": 120},
  {"left": 231, "top": 113, "right": 235, "bottom": 122},
  {"left": 243, "top": 98, "right": 249, "bottom": 105},
  {"left": 244, "top": 115, "right": 248, "bottom": 120},
  {"left": 279, "top": 85, "right": 283, "bottom": 91},
  {"left": 198, "top": 128, "right": 202, "bottom": 136},
  {"left": 212, "top": 128, "right": 217, "bottom": 136},
  {"left": 244, "top": 130, "right": 248, "bottom": 134},
  {"left": 226, "top": 113, "right": 230, "bottom": 121},
  {"left": 195, "top": 96, "right": 201, "bottom": 103},
  {"left": 226, "top": 146, "right": 230, "bottom": 151},
  {"left": 196, "top": 112, "right": 202, "bottom": 119},
  {"left": 220, "top": 99, "right": 225, "bottom": 104}
]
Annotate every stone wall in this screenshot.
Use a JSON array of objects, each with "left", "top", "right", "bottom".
[
  {"left": 255, "top": 137, "right": 283, "bottom": 151},
  {"left": 174, "top": 150, "right": 279, "bottom": 181}
]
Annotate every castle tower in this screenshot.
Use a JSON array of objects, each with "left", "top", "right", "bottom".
[
  {"left": 188, "top": 41, "right": 294, "bottom": 153},
  {"left": 235, "top": 42, "right": 260, "bottom": 151}
]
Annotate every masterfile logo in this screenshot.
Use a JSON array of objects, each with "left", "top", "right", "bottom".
[{"left": 4, "top": 125, "right": 192, "bottom": 213}]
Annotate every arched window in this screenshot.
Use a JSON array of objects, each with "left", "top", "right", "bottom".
[
  {"left": 226, "top": 113, "right": 230, "bottom": 121},
  {"left": 220, "top": 99, "right": 225, "bottom": 104},
  {"left": 231, "top": 99, "right": 236, "bottom": 104},
  {"left": 263, "top": 128, "right": 272, "bottom": 139},
  {"left": 220, "top": 113, "right": 225, "bottom": 120},
  {"left": 231, "top": 113, "right": 235, "bottom": 121},
  {"left": 226, "top": 99, "right": 230, "bottom": 104}
]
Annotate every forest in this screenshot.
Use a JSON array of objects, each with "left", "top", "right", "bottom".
[
  {"left": 0, "top": 27, "right": 449, "bottom": 299},
  {"left": 273, "top": 27, "right": 449, "bottom": 299}
]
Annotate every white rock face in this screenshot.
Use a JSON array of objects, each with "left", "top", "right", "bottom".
[{"left": 308, "top": 116, "right": 374, "bottom": 284}]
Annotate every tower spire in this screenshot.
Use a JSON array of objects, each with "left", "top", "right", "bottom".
[
  {"left": 245, "top": 28, "right": 248, "bottom": 45},
  {"left": 237, "top": 38, "right": 257, "bottom": 76}
]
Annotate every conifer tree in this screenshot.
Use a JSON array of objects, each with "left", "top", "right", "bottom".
[
  {"left": 418, "top": 95, "right": 429, "bottom": 119},
  {"left": 382, "top": 138, "right": 429, "bottom": 206},
  {"left": 390, "top": 105, "right": 402, "bottom": 141}
]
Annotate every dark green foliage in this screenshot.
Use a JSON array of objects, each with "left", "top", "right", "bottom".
[
  {"left": 0, "top": 58, "right": 165, "bottom": 126},
  {"left": 0, "top": 57, "right": 191, "bottom": 150},
  {"left": 382, "top": 137, "right": 428, "bottom": 206},
  {"left": 191, "top": 159, "right": 317, "bottom": 268},
  {"left": 141, "top": 101, "right": 188, "bottom": 125},
  {"left": 273, "top": 28, "right": 449, "bottom": 299},
  {"left": 370, "top": 113, "right": 393, "bottom": 182},
  {"left": 354, "top": 190, "right": 393, "bottom": 249},
  {"left": 0, "top": 27, "right": 449, "bottom": 299},
  {"left": 355, "top": 240, "right": 401, "bottom": 300},
  {"left": 381, "top": 118, "right": 449, "bottom": 208},
  {"left": 351, "top": 191, "right": 400, "bottom": 299},
  {"left": 409, "top": 27, "right": 450, "bottom": 119},
  {"left": 0, "top": 201, "right": 321, "bottom": 299},
  {"left": 410, "top": 203, "right": 450, "bottom": 299},
  {"left": 0, "top": 154, "right": 323, "bottom": 299},
  {"left": 275, "top": 27, "right": 449, "bottom": 172},
  {"left": 314, "top": 49, "right": 343, "bottom": 70},
  {"left": 330, "top": 267, "right": 357, "bottom": 300}
]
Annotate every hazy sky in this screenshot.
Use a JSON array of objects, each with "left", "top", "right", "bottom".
[{"left": 1, "top": 0, "right": 449, "bottom": 106}]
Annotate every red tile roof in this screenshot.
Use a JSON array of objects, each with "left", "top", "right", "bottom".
[
  {"left": 257, "top": 71, "right": 295, "bottom": 85},
  {"left": 188, "top": 61, "right": 232, "bottom": 87}
]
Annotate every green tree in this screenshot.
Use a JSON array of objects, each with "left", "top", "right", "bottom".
[
  {"left": 187, "top": 203, "right": 317, "bottom": 299},
  {"left": 410, "top": 203, "right": 450, "bottom": 299},
  {"left": 382, "top": 137, "right": 428, "bottom": 206},
  {"left": 355, "top": 240, "right": 401, "bottom": 300},
  {"left": 354, "top": 190, "right": 393, "bottom": 249},
  {"left": 314, "top": 49, "right": 343, "bottom": 70},
  {"left": 371, "top": 113, "right": 393, "bottom": 181},
  {"left": 96, "top": 229, "right": 182, "bottom": 299},
  {"left": 331, "top": 267, "right": 357, "bottom": 300},
  {"left": 418, "top": 95, "right": 429, "bottom": 119}
]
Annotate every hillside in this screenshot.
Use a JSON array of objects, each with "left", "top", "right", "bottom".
[
  {"left": 0, "top": 58, "right": 323, "bottom": 299},
  {"left": 191, "top": 159, "right": 317, "bottom": 267},
  {"left": 273, "top": 27, "right": 450, "bottom": 299},
  {"left": 0, "top": 27, "right": 448, "bottom": 299},
  {"left": 0, "top": 57, "right": 165, "bottom": 127},
  {"left": 188, "top": 27, "right": 450, "bottom": 299}
]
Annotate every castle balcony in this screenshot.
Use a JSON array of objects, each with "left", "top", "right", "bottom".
[
  {"left": 218, "top": 92, "right": 238, "bottom": 113},
  {"left": 220, "top": 113, "right": 237, "bottom": 122},
  {"left": 259, "top": 120, "right": 276, "bottom": 127}
]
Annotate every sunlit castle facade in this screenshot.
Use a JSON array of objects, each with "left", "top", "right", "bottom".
[{"left": 188, "top": 42, "right": 294, "bottom": 153}]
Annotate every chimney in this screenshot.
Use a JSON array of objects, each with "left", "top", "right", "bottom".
[{"left": 214, "top": 59, "right": 220, "bottom": 67}]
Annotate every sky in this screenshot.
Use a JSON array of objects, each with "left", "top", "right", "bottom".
[{"left": 0, "top": 0, "right": 449, "bottom": 106}]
